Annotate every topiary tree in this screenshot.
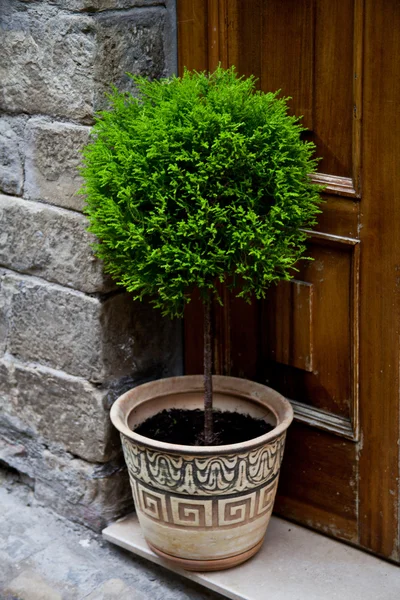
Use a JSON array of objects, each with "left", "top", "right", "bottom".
[{"left": 81, "top": 66, "right": 322, "bottom": 444}]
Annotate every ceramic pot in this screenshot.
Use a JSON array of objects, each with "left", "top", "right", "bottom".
[{"left": 110, "top": 375, "right": 293, "bottom": 571}]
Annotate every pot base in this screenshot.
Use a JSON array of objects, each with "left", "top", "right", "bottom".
[{"left": 147, "top": 538, "right": 265, "bottom": 572}]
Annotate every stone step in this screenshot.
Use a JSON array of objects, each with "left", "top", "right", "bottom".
[{"left": 103, "top": 513, "right": 400, "bottom": 600}]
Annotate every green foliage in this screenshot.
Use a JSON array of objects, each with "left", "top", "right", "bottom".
[{"left": 81, "top": 66, "right": 322, "bottom": 317}]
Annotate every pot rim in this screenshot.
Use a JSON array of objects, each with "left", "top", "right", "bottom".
[{"left": 110, "top": 374, "right": 294, "bottom": 455}]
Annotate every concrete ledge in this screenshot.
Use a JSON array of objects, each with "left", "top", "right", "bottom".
[{"left": 103, "top": 513, "right": 400, "bottom": 600}]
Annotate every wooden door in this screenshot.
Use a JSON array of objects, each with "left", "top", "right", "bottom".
[{"left": 179, "top": 0, "right": 400, "bottom": 562}]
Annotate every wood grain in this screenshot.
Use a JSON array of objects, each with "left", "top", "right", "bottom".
[
  {"left": 352, "top": 0, "right": 364, "bottom": 196},
  {"left": 358, "top": 0, "right": 400, "bottom": 561},
  {"left": 177, "top": 0, "right": 208, "bottom": 73},
  {"left": 263, "top": 234, "right": 359, "bottom": 421},
  {"left": 311, "top": 174, "right": 358, "bottom": 198},
  {"left": 261, "top": 0, "right": 315, "bottom": 129},
  {"left": 275, "top": 424, "right": 358, "bottom": 542},
  {"left": 225, "top": 0, "right": 263, "bottom": 85},
  {"left": 178, "top": 0, "right": 400, "bottom": 560},
  {"left": 267, "top": 280, "right": 314, "bottom": 373},
  {"left": 313, "top": 0, "right": 354, "bottom": 177},
  {"left": 207, "top": 0, "right": 228, "bottom": 70},
  {"left": 314, "top": 196, "right": 359, "bottom": 238}
]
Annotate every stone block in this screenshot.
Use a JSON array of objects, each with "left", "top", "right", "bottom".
[
  {"left": 94, "top": 8, "right": 168, "bottom": 109},
  {"left": 49, "top": 0, "right": 163, "bottom": 11},
  {"left": 0, "top": 2, "right": 96, "bottom": 122},
  {"left": 36, "top": 457, "right": 133, "bottom": 531},
  {"left": 0, "top": 356, "right": 118, "bottom": 462},
  {"left": 0, "top": 116, "right": 26, "bottom": 196},
  {"left": 100, "top": 292, "right": 183, "bottom": 386},
  {"left": 3, "top": 570, "right": 63, "bottom": 600},
  {"left": 1, "top": 274, "right": 110, "bottom": 379},
  {"left": 0, "top": 2, "right": 175, "bottom": 122},
  {"left": 0, "top": 360, "right": 9, "bottom": 395},
  {"left": 0, "top": 194, "right": 112, "bottom": 293},
  {"left": 25, "top": 118, "right": 90, "bottom": 211},
  {"left": 0, "top": 415, "right": 133, "bottom": 530},
  {"left": 2, "top": 273, "right": 109, "bottom": 380},
  {"left": 0, "top": 277, "right": 11, "bottom": 355},
  {"left": 1, "top": 271, "right": 182, "bottom": 382},
  {"left": 85, "top": 579, "right": 148, "bottom": 600}
]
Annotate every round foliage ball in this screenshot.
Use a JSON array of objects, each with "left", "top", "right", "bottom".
[{"left": 81, "top": 67, "right": 322, "bottom": 317}]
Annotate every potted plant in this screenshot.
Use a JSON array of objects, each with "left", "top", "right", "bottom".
[{"left": 81, "top": 66, "right": 322, "bottom": 571}]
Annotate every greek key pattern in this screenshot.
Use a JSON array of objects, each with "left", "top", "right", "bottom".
[
  {"left": 131, "top": 479, "right": 277, "bottom": 529},
  {"left": 122, "top": 433, "right": 286, "bottom": 496}
]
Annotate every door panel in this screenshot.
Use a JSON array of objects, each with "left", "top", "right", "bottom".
[
  {"left": 194, "top": 0, "right": 359, "bottom": 185},
  {"left": 179, "top": 0, "right": 400, "bottom": 560},
  {"left": 278, "top": 425, "right": 358, "bottom": 542},
  {"left": 264, "top": 234, "right": 360, "bottom": 428}
]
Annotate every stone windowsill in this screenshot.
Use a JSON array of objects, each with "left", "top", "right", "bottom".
[{"left": 103, "top": 513, "right": 400, "bottom": 600}]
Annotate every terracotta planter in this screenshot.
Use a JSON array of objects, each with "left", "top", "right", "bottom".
[{"left": 110, "top": 375, "right": 293, "bottom": 571}]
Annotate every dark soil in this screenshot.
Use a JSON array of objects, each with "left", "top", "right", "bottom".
[{"left": 134, "top": 408, "right": 274, "bottom": 446}]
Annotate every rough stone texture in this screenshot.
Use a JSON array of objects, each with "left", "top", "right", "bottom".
[
  {"left": 0, "top": 116, "right": 26, "bottom": 196},
  {"left": 0, "top": 2, "right": 176, "bottom": 123},
  {"left": 49, "top": 0, "right": 165, "bottom": 11},
  {"left": 85, "top": 578, "right": 148, "bottom": 600},
  {"left": 93, "top": 8, "right": 168, "bottom": 110},
  {"left": 25, "top": 118, "right": 90, "bottom": 211},
  {"left": 0, "top": 416, "right": 133, "bottom": 530},
  {"left": 0, "top": 277, "right": 11, "bottom": 355},
  {"left": 0, "top": 473, "right": 220, "bottom": 599},
  {"left": 0, "top": 0, "right": 180, "bottom": 533},
  {"left": 3, "top": 570, "right": 63, "bottom": 600},
  {"left": 0, "top": 358, "right": 10, "bottom": 396},
  {"left": 0, "top": 194, "right": 113, "bottom": 293},
  {"left": 0, "top": 270, "right": 182, "bottom": 382},
  {"left": 3, "top": 276, "right": 105, "bottom": 378},
  {"left": 0, "top": 356, "right": 118, "bottom": 462},
  {"left": 0, "top": 2, "right": 97, "bottom": 122},
  {"left": 34, "top": 452, "right": 133, "bottom": 531}
]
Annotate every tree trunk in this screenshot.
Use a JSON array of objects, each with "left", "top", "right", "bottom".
[{"left": 203, "top": 292, "right": 213, "bottom": 444}]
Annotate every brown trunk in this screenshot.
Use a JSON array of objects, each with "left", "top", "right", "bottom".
[{"left": 203, "top": 292, "right": 213, "bottom": 444}]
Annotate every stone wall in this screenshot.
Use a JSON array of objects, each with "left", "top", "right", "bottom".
[{"left": 0, "top": 0, "right": 180, "bottom": 530}]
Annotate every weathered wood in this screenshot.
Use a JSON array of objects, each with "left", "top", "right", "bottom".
[
  {"left": 266, "top": 280, "right": 314, "bottom": 373},
  {"left": 264, "top": 233, "right": 359, "bottom": 427},
  {"left": 275, "top": 424, "right": 358, "bottom": 542},
  {"left": 261, "top": 0, "right": 315, "bottom": 129},
  {"left": 177, "top": 0, "right": 208, "bottom": 73},
  {"left": 179, "top": 0, "right": 400, "bottom": 561},
  {"left": 358, "top": 0, "right": 400, "bottom": 561}
]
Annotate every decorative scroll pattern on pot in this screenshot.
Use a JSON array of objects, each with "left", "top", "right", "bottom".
[
  {"left": 121, "top": 433, "right": 286, "bottom": 496},
  {"left": 131, "top": 478, "right": 278, "bottom": 529}
]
